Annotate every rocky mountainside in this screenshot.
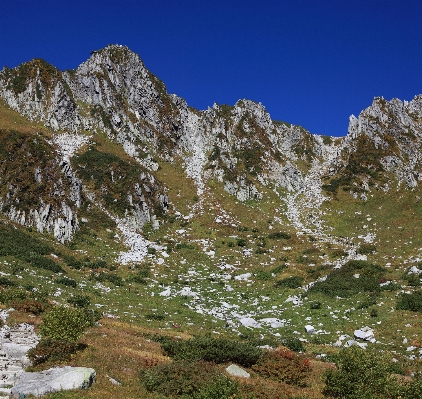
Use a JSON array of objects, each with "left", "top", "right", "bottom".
[
  {"left": 3, "top": 45, "right": 422, "bottom": 399},
  {"left": 1, "top": 44, "right": 422, "bottom": 249}
]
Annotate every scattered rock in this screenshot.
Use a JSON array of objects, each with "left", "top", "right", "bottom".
[
  {"left": 354, "top": 327, "right": 375, "bottom": 342},
  {"left": 305, "top": 325, "right": 316, "bottom": 334}
]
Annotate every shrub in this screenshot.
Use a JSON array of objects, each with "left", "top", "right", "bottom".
[
  {"left": 403, "top": 373, "right": 422, "bottom": 399},
  {"left": 268, "top": 231, "right": 291, "bottom": 240},
  {"left": 324, "top": 346, "right": 399, "bottom": 399},
  {"left": 281, "top": 338, "right": 305, "bottom": 352},
  {"left": 141, "top": 360, "right": 238, "bottom": 398},
  {"left": 252, "top": 348, "right": 310, "bottom": 386},
  {"left": 158, "top": 336, "right": 262, "bottom": 367},
  {"left": 146, "top": 312, "right": 165, "bottom": 321},
  {"left": 237, "top": 238, "right": 247, "bottom": 247},
  {"left": 39, "top": 306, "right": 90, "bottom": 342},
  {"left": 271, "top": 264, "right": 286, "bottom": 274},
  {"left": 0, "top": 288, "right": 28, "bottom": 304},
  {"left": 55, "top": 276, "right": 77, "bottom": 288},
  {"left": 95, "top": 272, "right": 123, "bottom": 286},
  {"left": 127, "top": 275, "right": 147, "bottom": 284},
  {"left": 275, "top": 276, "right": 304, "bottom": 289},
  {"left": 67, "top": 294, "right": 90, "bottom": 308},
  {"left": 61, "top": 255, "right": 83, "bottom": 270},
  {"left": 9, "top": 299, "right": 46, "bottom": 315},
  {"left": 310, "top": 301, "right": 322, "bottom": 309},
  {"left": 136, "top": 264, "right": 151, "bottom": 278},
  {"left": 357, "top": 243, "right": 377, "bottom": 255},
  {"left": 0, "top": 276, "right": 16, "bottom": 287},
  {"left": 82, "top": 308, "right": 102, "bottom": 326},
  {"left": 255, "top": 270, "right": 272, "bottom": 280},
  {"left": 27, "top": 338, "right": 86, "bottom": 365},
  {"left": 331, "top": 249, "right": 347, "bottom": 258},
  {"left": 25, "top": 252, "right": 64, "bottom": 273},
  {"left": 403, "top": 273, "right": 421, "bottom": 287},
  {"left": 396, "top": 291, "right": 422, "bottom": 312},
  {"left": 309, "top": 260, "right": 385, "bottom": 298}
]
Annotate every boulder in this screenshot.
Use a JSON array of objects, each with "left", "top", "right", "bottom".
[
  {"left": 11, "top": 366, "right": 95, "bottom": 398},
  {"left": 304, "top": 325, "right": 315, "bottom": 334},
  {"left": 225, "top": 364, "right": 250, "bottom": 378},
  {"left": 354, "top": 326, "right": 375, "bottom": 341}
]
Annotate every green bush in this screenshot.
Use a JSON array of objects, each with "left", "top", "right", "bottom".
[
  {"left": 158, "top": 336, "right": 262, "bottom": 367},
  {"left": 282, "top": 337, "right": 305, "bottom": 352},
  {"left": 324, "top": 346, "right": 399, "bottom": 399},
  {"left": 0, "top": 288, "right": 28, "bottom": 304},
  {"left": 61, "top": 255, "right": 83, "bottom": 270},
  {"left": 25, "top": 252, "right": 64, "bottom": 273},
  {"left": 268, "top": 231, "right": 291, "bottom": 240},
  {"left": 0, "top": 276, "right": 16, "bottom": 287},
  {"left": 82, "top": 308, "right": 102, "bottom": 326},
  {"left": 310, "top": 301, "right": 322, "bottom": 309},
  {"left": 94, "top": 272, "right": 123, "bottom": 286},
  {"left": 255, "top": 270, "right": 272, "bottom": 280},
  {"left": 141, "top": 360, "right": 238, "bottom": 398},
  {"left": 67, "top": 294, "right": 90, "bottom": 308},
  {"left": 275, "top": 276, "right": 304, "bottom": 289},
  {"left": 403, "top": 373, "right": 422, "bottom": 399},
  {"left": 396, "top": 291, "right": 422, "bottom": 312},
  {"left": 357, "top": 243, "right": 377, "bottom": 255},
  {"left": 403, "top": 273, "right": 421, "bottom": 287},
  {"left": 56, "top": 276, "right": 77, "bottom": 288},
  {"left": 237, "top": 238, "right": 247, "bottom": 247},
  {"left": 39, "top": 306, "right": 91, "bottom": 342},
  {"left": 309, "top": 260, "right": 385, "bottom": 298},
  {"left": 271, "top": 264, "right": 286, "bottom": 274}
]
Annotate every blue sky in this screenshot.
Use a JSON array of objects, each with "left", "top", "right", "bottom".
[{"left": 1, "top": 0, "right": 421, "bottom": 137}]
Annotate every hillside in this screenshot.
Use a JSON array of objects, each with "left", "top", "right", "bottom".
[{"left": 0, "top": 45, "right": 422, "bottom": 398}]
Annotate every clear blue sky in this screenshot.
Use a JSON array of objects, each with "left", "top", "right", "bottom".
[{"left": 1, "top": 0, "right": 421, "bottom": 137}]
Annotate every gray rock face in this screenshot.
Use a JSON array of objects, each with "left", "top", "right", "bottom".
[{"left": 11, "top": 366, "right": 96, "bottom": 398}]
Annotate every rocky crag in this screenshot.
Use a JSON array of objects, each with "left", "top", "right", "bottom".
[{"left": 1, "top": 44, "right": 422, "bottom": 255}]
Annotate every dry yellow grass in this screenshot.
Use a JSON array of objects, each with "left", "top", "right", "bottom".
[{"left": 0, "top": 99, "right": 53, "bottom": 136}]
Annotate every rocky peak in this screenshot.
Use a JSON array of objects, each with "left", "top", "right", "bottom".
[{"left": 0, "top": 59, "right": 78, "bottom": 131}]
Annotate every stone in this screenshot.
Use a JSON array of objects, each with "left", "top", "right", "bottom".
[
  {"left": 11, "top": 366, "right": 96, "bottom": 398},
  {"left": 239, "top": 317, "right": 261, "bottom": 329},
  {"left": 225, "top": 364, "right": 250, "bottom": 378},
  {"left": 305, "top": 325, "right": 315, "bottom": 334},
  {"left": 354, "top": 326, "right": 375, "bottom": 341}
]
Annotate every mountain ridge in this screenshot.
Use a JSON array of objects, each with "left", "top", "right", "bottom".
[{"left": 0, "top": 44, "right": 421, "bottom": 249}]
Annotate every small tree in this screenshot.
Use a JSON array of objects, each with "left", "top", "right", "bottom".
[{"left": 39, "top": 305, "right": 90, "bottom": 342}]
